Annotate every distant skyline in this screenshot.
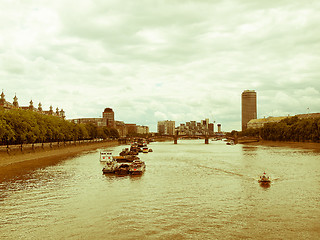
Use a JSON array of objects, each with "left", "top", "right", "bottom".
[{"left": 1, "top": 0, "right": 320, "bottom": 132}]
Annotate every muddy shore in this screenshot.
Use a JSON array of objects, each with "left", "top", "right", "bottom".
[{"left": 0, "top": 141, "right": 119, "bottom": 182}]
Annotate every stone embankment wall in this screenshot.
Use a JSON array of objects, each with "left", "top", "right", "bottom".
[{"left": 0, "top": 140, "right": 108, "bottom": 156}]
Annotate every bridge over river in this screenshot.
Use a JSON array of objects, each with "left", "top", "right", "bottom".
[
  {"left": 117, "top": 134, "right": 244, "bottom": 145},
  {"left": 173, "top": 135, "right": 228, "bottom": 144}
]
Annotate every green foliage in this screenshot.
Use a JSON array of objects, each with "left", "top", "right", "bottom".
[
  {"left": 240, "top": 128, "right": 260, "bottom": 138},
  {"left": 126, "top": 132, "right": 148, "bottom": 138},
  {"left": 0, "top": 109, "right": 119, "bottom": 145},
  {"left": 242, "top": 116, "right": 320, "bottom": 143}
]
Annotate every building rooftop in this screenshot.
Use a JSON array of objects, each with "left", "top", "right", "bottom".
[
  {"left": 242, "top": 90, "right": 256, "bottom": 93},
  {"left": 248, "top": 116, "right": 288, "bottom": 124}
]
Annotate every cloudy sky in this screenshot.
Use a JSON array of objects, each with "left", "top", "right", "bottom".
[{"left": 1, "top": 0, "right": 320, "bottom": 132}]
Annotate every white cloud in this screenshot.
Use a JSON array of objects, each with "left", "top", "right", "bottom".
[{"left": 1, "top": 0, "right": 320, "bottom": 132}]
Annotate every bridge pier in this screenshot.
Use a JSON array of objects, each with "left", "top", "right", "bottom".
[
  {"left": 173, "top": 136, "right": 210, "bottom": 144},
  {"left": 234, "top": 135, "right": 238, "bottom": 144}
]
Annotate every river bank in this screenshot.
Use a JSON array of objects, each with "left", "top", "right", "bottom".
[
  {"left": 243, "top": 140, "right": 320, "bottom": 152},
  {"left": 0, "top": 141, "right": 119, "bottom": 182}
]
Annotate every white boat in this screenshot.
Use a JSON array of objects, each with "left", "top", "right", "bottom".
[
  {"left": 258, "top": 172, "right": 271, "bottom": 183},
  {"left": 129, "top": 159, "right": 146, "bottom": 175},
  {"left": 102, "top": 156, "right": 141, "bottom": 175},
  {"left": 100, "top": 152, "right": 113, "bottom": 162},
  {"left": 102, "top": 159, "right": 118, "bottom": 173}
]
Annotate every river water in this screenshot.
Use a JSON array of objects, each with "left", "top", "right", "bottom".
[{"left": 1, "top": 140, "right": 319, "bottom": 239}]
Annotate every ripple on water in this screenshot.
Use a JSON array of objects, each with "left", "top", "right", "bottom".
[{"left": 1, "top": 140, "right": 320, "bottom": 239}]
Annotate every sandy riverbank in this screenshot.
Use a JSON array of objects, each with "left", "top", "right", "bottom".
[
  {"left": 0, "top": 141, "right": 119, "bottom": 182},
  {"left": 242, "top": 140, "right": 320, "bottom": 152}
]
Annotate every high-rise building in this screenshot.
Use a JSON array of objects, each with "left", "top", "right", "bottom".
[
  {"left": 157, "top": 120, "right": 175, "bottom": 135},
  {"left": 241, "top": 90, "right": 257, "bottom": 131},
  {"left": 217, "top": 123, "right": 222, "bottom": 133},
  {"left": 174, "top": 118, "right": 215, "bottom": 135},
  {"left": 201, "top": 118, "right": 209, "bottom": 129},
  {"left": 103, "top": 108, "right": 115, "bottom": 127},
  {"left": 208, "top": 123, "right": 214, "bottom": 134}
]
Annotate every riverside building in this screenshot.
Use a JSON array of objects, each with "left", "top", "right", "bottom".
[
  {"left": 0, "top": 91, "right": 65, "bottom": 119},
  {"left": 247, "top": 113, "right": 320, "bottom": 129},
  {"left": 175, "top": 118, "right": 215, "bottom": 136},
  {"left": 241, "top": 90, "right": 257, "bottom": 131},
  {"left": 103, "top": 108, "right": 115, "bottom": 127},
  {"left": 71, "top": 108, "right": 149, "bottom": 137},
  {"left": 71, "top": 108, "right": 115, "bottom": 127},
  {"left": 157, "top": 120, "right": 176, "bottom": 135}
]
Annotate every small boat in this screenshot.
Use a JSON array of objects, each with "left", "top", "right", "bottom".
[
  {"left": 226, "top": 140, "right": 234, "bottom": 145},
  {"left": 114, "top": 155, "right": 139, "bottom": 162},
  {"left": 142, "top": 147, "right": 148, "bottom": 153},
  {"left": 148, "top": 148, "right": 153, "bottom": 152},
  {"left": 129, "top": 159, "right": 146, "bottom": 175},
  {"left": 103, "top": 155, "right": 140, "bottom": 175},
  {"left": 258, "top": 172, "right": 271, "bottom": 183},
  {"left": 100, "top": 152, "right": 113, "bottom": 162},
  {"left": 129, "top": 144, "right": 140, "bottom": 155},
  {"left": 119, "top": 148, "right": 130, "bottom": 156}
]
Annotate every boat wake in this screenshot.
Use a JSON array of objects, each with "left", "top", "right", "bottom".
[
  {"left": 195, "top": 164, "right": 245, "bottom": 177},
  {"left": 194, "top": 164, "right": 284, "bottom": 184}
]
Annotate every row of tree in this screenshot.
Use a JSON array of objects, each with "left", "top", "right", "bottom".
[
  {"left": 238, "top": 116, "right": 320, "bottom": 142},
  {"left": 0, "top": 108, "right": 119, "bottom": 145}
]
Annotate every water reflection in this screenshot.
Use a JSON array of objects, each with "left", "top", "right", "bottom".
[
  {"left": 129, "top": 174, "right": 144, "bottom": 181},
  {"left": 1, "top": 140, "right": 319, "bottom": 240},
  {"left": 102, "top": 172, "right": 144, "bottom": 183},
  {"left": 241, "top": 145, "right": 258, "bottom": 156},
  {"left": 242, "top": 145, "right": 258, "bottom": 151},
  {"left": 259, "top": 182, "right": 271, "bottom": 189}
]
